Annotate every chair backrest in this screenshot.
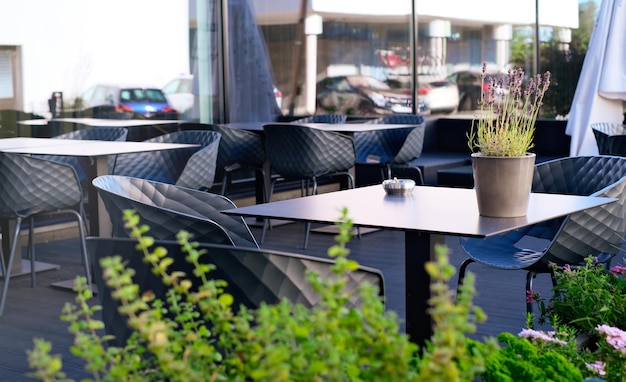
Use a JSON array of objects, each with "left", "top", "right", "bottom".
[
  {"left": 39, "top": 126, "right": 129, "bottom": 183},
  {"left": 111, "top": 130, "right": 221, "bottom": 189},
  {"left": 54, "top": 126, "right": 129, "bottom": 142},
  {"left": 93, "top": 175, "right": 258, "bottom": 248},
  {"left": 0, "top": 152, "right": 82, "bottom": 218},
  {"left": 533, "top": 156, "right": 626, "bottom": 265},
  {"left": 354, "top": 115, "right": 425, "bottom": 164},
  {"left": 294, "top": 114, "right": 347, "bottom": 124},
  {"left": 591, "top": 123, "right": 626, "bottom": 156},
  {"left": 179, "top": 122, "right": 265, "bottom": 168},
  {"left": 87, "top": 237, "right": 385, "bottom": 346},
  {"left": 263, "top": 123, "right": 355, "bottom": 178}
]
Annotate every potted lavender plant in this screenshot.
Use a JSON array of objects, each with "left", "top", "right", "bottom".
[{"left": 468, "top": 63, "right": 551, "bottom": 217}]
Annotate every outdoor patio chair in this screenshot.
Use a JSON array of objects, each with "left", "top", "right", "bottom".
[
  {"left": 591, "top": 123, "right": 626, "bottom": 156},
  {"left": 111, "top": 130, "right": 221, "bottom": 191},
  {"left": 93, "top": 175, "right": 258, "bottom": 248},
  {"left": 87, "top": 237, "right": 385, "bottom": 346},
  {"left": 179, "top": 122, "right": 267, "bottom": 197},
  {"left": 262, "top": 123, "right": 356, "bottom": 249},
  {"left": 0, "top": 152, "right": 91, "bottom": 316},
  {"left": 354, "top": 114, "right": 425, "bottom": 184},
  {"left": 457, "top": 155, "right": 626, "bottom": 316},
  {"left": 38, "top": 126, "right": 129, "bottom": 189},
  {"left": 293, "top": 114, "right": 347, "bottom": 124}
]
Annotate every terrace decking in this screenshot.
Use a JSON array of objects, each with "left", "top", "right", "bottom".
[{"left": 0, "top": 218, "right": 566, "bottom": 381}]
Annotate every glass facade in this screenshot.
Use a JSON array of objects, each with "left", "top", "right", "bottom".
[
  {"left": 0, "top": 0, "right": 599, "bottom": 124},
  {"left": 240, "top": 0, "right": 593, "bottom": 120}
]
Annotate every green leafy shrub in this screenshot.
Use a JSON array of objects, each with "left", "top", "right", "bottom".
[
  {"left": 535, "top": 257, "right": 626, "bottom": 335},
  {"left": 27, "top": 209, "right": 495, "bottom": 381}
]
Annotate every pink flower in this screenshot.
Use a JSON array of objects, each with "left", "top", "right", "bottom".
[
  {"left": 526, "top": 289, "right": 542, "bottom": 303},
  {"left": 597, "top": 325, "right": 626, "bottom": 356},
  {"left": 610, "top": 265, "right": 626, "bottom": 275},
  {"left": 563, "top": 264, "right": 571, "bottom": 272},
  {"left": 518, "top": 328, "right": 567, "bottom": 345},
  {"left": 586, "top": 361, "right": 606, "bottom": 376}
]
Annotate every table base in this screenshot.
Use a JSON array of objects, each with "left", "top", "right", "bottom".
[
  {"left": 50, "top": 279, "right": 98, "bottom": 295},
  {"left": 0, "top": 260, "right": 60, "bottom": 278}
]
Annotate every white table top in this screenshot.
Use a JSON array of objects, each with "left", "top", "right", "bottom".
[
  {"left": 18, "top": 118, "right": 181, "bottom": 127},
  {"left": 0, "top": 137, "right": 197, "bottom": 156},
  {"left": 222, "top": 122, "right": 418, "bottom": 133}
]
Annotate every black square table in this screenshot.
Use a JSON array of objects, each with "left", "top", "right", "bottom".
[{"left": 223, "top": 185, "right": 616, "bottom": 346}]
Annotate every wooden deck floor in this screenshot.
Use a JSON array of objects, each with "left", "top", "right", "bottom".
[{"left": 0, "top": 219, "right": 559, "bottom": 381}]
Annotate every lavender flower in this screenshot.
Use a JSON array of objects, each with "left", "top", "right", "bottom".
[{"left": 468, "top": 63, "right": 551, "bottom": 157}]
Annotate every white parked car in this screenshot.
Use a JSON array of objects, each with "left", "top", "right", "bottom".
[
  {"left": 162, "top": 75, "right": 194, "bottom": 119},
  {"left": 417, "top": 79, "right": 459, "bottom": 114},
  {"left": 162, "top": 75, "right": 283, "bottom": 118}
]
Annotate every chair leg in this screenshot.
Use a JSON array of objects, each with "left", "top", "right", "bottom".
[
  {"left": 456, "top": 258, "right": 475, "bottom": 298},
  {"left": 303, "top": 222, "right": 311, "bottom": 250},
  {"left": 303, "top": 178, "right": 319, "bottom": 249},
  {"left": 29, "top": 217, "right": 35, "bottom": 288},
  {"left": 526, "top": 271, "right": 537, "bottom": 319},
  {"left": 220, "top": 172, "right": 229, "bottom": 195},
  {"left": 0, "top": 217, "right": 22, "bottom": 316},
  {"left": 260, "top": 179, "right": 277, "bottom": 244}
]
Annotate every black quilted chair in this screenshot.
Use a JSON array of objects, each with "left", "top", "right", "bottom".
[
  {"left": 88, "top": 237, "right": 384, "bottom": 346},
  {"left": 0, "top": 152, "right": 91, "bottom": 316},
  {"left": 93, "top": 175, "right": 258, "bottom": 248},
  {"left": 263, "top": 123, "right": 356, "bottom": 249},
  {"left": 293, "top": 114, "right": 347, "bottom": 124},
  {"left": 457, "top": 156, "right": 626, "bottom": 316},
  {"left": 38, "top": 126, "right": 128, "bottom": 189},
  {"left": 354, "top": 114, "right": 425, "bottom": 184},
  {"left": 178, "top": 122, "right": 266, "bottom": 197},
  {"left": 111, "top": 130, "right": 221, "bottom": 191},
  {"left": 591, "top": 123, "right": 626, "bottom": 156}
]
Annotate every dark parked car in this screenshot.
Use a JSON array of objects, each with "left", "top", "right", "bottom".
[
  {"left": 446, "top": 70, "right": 507, "bottom": 111},
  {"left": 316, "top": 75, "right": 416, "bottom": 116},
  {"left": 80, "top": 84, "right": 178, "bottom": 119}
]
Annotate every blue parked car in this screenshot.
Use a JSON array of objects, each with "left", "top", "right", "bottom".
[{"left": 80, "top": 84, "right": 178, "bottom": 119}]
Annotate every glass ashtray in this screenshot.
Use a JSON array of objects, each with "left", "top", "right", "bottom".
[{"left": 382, "top": 178, "right": 415, "bottom": 196}]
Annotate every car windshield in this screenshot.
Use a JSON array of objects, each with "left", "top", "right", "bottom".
[
  {"left": 120, "top": 88, "right": 167, "bottom": 103},
  {"left": 346, "top": 76, "right": 391, "bottom": 91}
]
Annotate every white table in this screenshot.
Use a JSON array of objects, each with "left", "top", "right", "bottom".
[
  {"left": 0, "top": 138, "right": 198, "bottom": 236},
  {"left": 18, "top": 118, "right": 182, "bottom": 141},
  {"left": 0, "top": 137, "right": 197, "bottom": 285}
]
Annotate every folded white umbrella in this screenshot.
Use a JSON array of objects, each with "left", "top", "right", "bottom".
[{"left": 566, "top": 0, "right": 626, "bottom": 156}]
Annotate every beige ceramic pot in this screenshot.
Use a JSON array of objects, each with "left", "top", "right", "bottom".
[{"left": 471, "top": 152, "right": 536, "bottom": 217}]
